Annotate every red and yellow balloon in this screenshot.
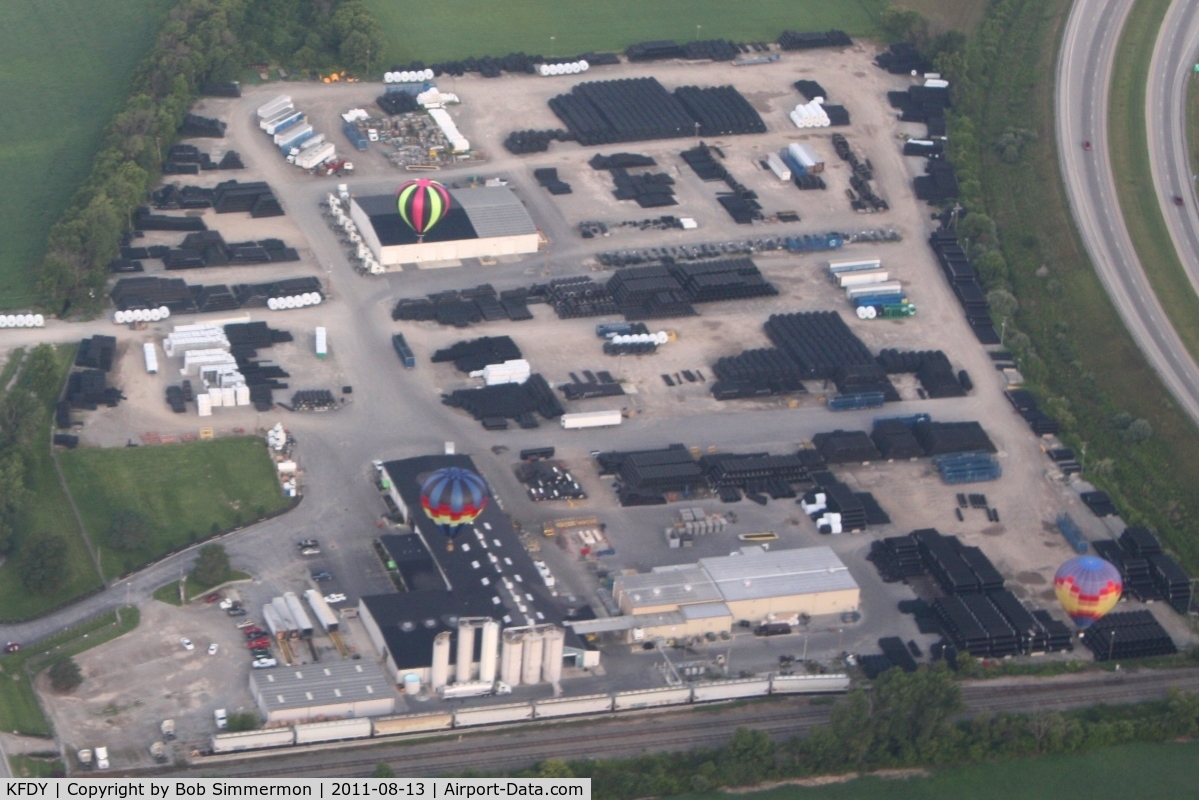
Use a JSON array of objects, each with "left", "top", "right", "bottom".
[{"left": 1054, "top": 555, "right": 1122, "bottom": 628}]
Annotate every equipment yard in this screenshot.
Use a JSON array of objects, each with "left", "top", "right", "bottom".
[{"left": 3, "top": 33, "right": 1195, "bottom": 774}]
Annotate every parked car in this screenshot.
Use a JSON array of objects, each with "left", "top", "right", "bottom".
[
  {"left": 243, "top": 627, "right": 265, "bottom": 638},
  {"left": 226, "top": 607, "right": 247, "bottom": 617},
  {"left": 250, "top": 648, "right": 271, "bottom": 659},
  {"left": 203, "top": 594, "right": 220, "bottom": 604},
  {"left": 324, "top": 593, "right": 347, "bottom": 603},
  {"left": 214, "top": 709, "right": 227, "bottom": 730},
  {"left": 297, "top": 539, "right": 319, "bottom": 549},
  {"left": 3, "top": 642, "right": 20, "bottom": 654},
  {"left": 235, "top": 620, "right": 256, "bottom": 630},
  {"left": 180, "top": 638, "right": 195, "bottom": 651},
  {"left": 311, "top": 570, "right": 333, "bottom": 582},
  {"left": 246, "top": 636, "right": 271, "bottom": 648},
  {"left": 207, "top": 643, "right": 219, "bottom": 656},
  {"left": 251, "top": 658, "right": 278, "bottom": 669}
]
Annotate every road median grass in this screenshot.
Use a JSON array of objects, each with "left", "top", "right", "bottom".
[
  {"left": 59, "top": 438, "right": 288, "bottom": 580},
  {"left": 1108, "top": 0, "right": 1199, "bottom": 360},
  {"left": 0, "top": 606, "right": 139, "bottom": 737},
  {"left": 152, "top": 570, "right": 252, "bottom": 606}
]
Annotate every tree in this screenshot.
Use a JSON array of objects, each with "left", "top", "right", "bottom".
[
  {"left": 536, "top": 759, "right": 575, "bottom": 779},
  {"left": 190, "top": 543, "right": 232, "bottom": 587},
  {"left": 18, "top": 535, "right": 70, "bottom": 594},
  {"left": 1121, "top": 418, "right": 1153, "bottom": 444},
  {"left": 0, "top": 455, "right": 31, "bottom": 555},
  {"left": 717, "top": 728, "right": 774, "bottom": 784},
  {"left": 986, "top": 288, "right": 1019, "bottom": 320},
  {"left": 226, "top": 712, "right": 259, "bottom": 732},
  {"left": 372, "top": 762, "right": 396, "bottom": 778},
  {"left": 48, "top": 657, "right": 83, "bottom": 692},
  {"left": 107, "top": 510, "right": 156, "bottom": 551},
  {"left": 879, "top": 6, "right": 926, "bottom": 43}
]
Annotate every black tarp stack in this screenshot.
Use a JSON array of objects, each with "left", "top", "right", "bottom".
[
  {"left": 681, "top": 40, "right": 741, "bottom": 61},
  {"left": 225, "top": 321, "right": 293, "bottom": 349},
  {"left": 596, "top": 444, "right": 705, "bottom": 505},
  {"left": 290, "top": 390, "right": 337, "bottom": 411},
  {"left": 163, "top": 143, "right": 242, "bottom": 174},
  {"left": 432, "top": 336, "right": 522, "bottom": 372},
  {"left": 133, "top": 207, "right": 207, "bottom": 232},
  {"left": 231, "top": 276, "right": 322, "bottom": 308},
  {"left": 874, "top": 43, "right": 932, "bottom": 75},
  {"left": 673, "top": 87, "right": 766, "bottom": 136},
  {"left": 164, "top": 232, "right": 299, "bottom": 270},
  {"left": 67, "top": 370, "right": 121, "bottom": 409},
  {"left": 392, "top": 286, "right": 532, "bottom": 325},
  {"left": 913, "top": 420, "right": 997, "bottom": 456},
  {"left": 377, "top": 91, "right": 419, "bottom": 115},
  {"left": 1081, "top": 611, "right": 1176, "bottom": 660},
  {"left": 1080, "top": 490, "right": 1118, "bottom": 518},
  {"left": 609, "top": 168, "right": 678, "bottom": 208},
  {"left": 701, "top": 452, "right": 810, "bottom": 497},
  {"left": 914, "top": 160, "right": 959, "bottom": 203},
  {"left": 868, "top": 536, "right": 924, "bottom": 581},
  {"left": 888, "top": 83, "right": 950, "bottom": 138},
  {"left": 928, "top": 229, "right": 999, "bottom": 344},
  {"left": 533, "top": 167, "right": 572, "bottom": 195},
  {"left": 778, "top": 30, "right": 853, "bottom": 50},
  {"left": 75, "top": 336, "right": 116, "bottom": 372},
  {"left": 560, "top": 373, "right": 625, "bottom": 400},
  {"left": 813, "top": 430, "right": 881, "bottom": 463},
  {"left": 589, "top": 153, "right": 658, "bottom": 170},
  {"left": 550, "top": 78, "right": 695, "bottom": 144},
  {"left": 111, "top": 277, "right": 196, "bottom": 312},
  {"left": 871, "top": 418, "right": 924, "bottom": 459},
  {"left": 191, "top": 284, "right": 240, "bottom": 313},
  {"left": 212, "top": 180, "right": 283, "bottom": 217},
  {"left": 442, "top": 374, "right": 563, "bottom": 428},
  {"left": 179, "top": 114, "right": 226, "bottom": 137},
  {"left": 503, "top": 129, "right": 573, "bottom": 154},
  {"left": 606, "top": 265, "right": 696, "bottom": 319},
  {"left": 1004, "top": 389, "right": 1061, "bottom": 435},
  {"left": 153, "top": 184, "right": 215, "bottom": 209}
]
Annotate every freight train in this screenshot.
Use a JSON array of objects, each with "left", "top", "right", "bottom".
[{"left": 209, "top": 673, "right": 849, "bottom": 755}]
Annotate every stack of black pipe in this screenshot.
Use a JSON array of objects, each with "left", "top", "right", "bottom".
[
  {"left": 432, "top": 336, "right": 522, "bottom": 373},
  {"left": 134, "top": 207, "right": 207, "bottom": 231},
  {"left": 443, "top": 374, "right": 563, "bottom": 426},
  {"left": 290, "top": 390, "right": 337, "bottom": 411},
  {"left": 179, "top": 114, "right": 225, "bottom": 137},
  {"left": 111, "top": 277, "right": 197, "bottom": 312},
  {"left": 550, "top": 78, "right": 695, "bottom": 145},
  {"left": 764, "top": 311, "right": 877, "bottom": 380},
  {"left": 680, "top": 40, "right": 740, "bottom": 61},
  {"left": 76, "top": 336, "right": 116, "bottom": 372},
  {"left": 673, "top": 87, "right": 766, "bottom": 136},
  {"left": 871, "top": 418, "right": 924, "bottom": 459},
  {"left": 609, "top": 169, "right": 677, "bottom": 208},
  {"left": 913, "top": 420, "right": 996, "bottom": 456},
  {"left": 874, "top": 43, "right": 931, "bottom": 74},
  {"left": 777, "top": 30, "right": 853, "bottom": 49},
  {"left": 868, "top": 536, "right": 924, "bottom": 582},
  {"left": 533, "top": 167, "right": 572, "bottom": 195},
  {"left": 812, "top": 430, "right": 881, "bottom": 463},
  {"left": 1004, "top": 389, "right": 1061, "bottom": 435},
  {"left": 1081, "top": 611, "right": 1176, "bottom": 660}
]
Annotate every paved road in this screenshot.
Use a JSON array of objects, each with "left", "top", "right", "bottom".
[
  {"left": 153, "top": 668, "right": 1199, "bottom": 778},
  {"left": 1057, "top": 0, "right": 1199, "bottom": 426},
  {"left": 1148, "top": 0, "right": 1199, "bottom": 298}
]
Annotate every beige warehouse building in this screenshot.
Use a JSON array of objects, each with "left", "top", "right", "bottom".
[
  {"left": 349, "top": 186, "right": 540, "bottom": 267},
  {"left": 592, "top": 545, "right": 859, "bottom": 642},
  {"left": 249, "top": 660, "right": 395, "bottom": 723}
]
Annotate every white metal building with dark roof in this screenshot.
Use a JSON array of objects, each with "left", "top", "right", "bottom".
[
  {"left": 248, "top": 660, "right": 396, "bottom": 723},
  {"left": 349, "top": 185, "right": 540, "bottom": 267}
]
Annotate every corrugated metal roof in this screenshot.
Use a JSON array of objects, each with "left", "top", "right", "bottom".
[
  {"left": 681, "top": 601, "right": 732, "bottom": 620},
  {"left": 699, "top": 545, "right": 858, "bottom": 601},
  {"left": 250, "top": 660, "right": 389, "bottom": 710},
  {"left": 453, "top": 186, "right": 538, "bottom": 238},
  {"left": 566, "top": 611, "right": 685, "bottom": 634},
  {"left": 617, "top": 566, "right": 722, "bottom": 608}
]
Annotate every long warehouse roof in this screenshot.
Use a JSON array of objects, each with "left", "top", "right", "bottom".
[
  {"left": 699, "top": 545, "right": 858, "bottom": 601},
  {"left": 250, "top": 660, "right": 389, "bottom": 711}
]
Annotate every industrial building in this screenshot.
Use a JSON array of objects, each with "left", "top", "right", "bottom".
[
  {"left": 359, "top": 455, "right": 597, "bottom": 692},
  {"left": 579, "top": 546, "right": 860, "bottom": 642},
  {"left": 349, "top": 186, "right": 540, "bottom": 267},
  {"left": 249, "top": 660, "right": 395, "bottom": 723}
]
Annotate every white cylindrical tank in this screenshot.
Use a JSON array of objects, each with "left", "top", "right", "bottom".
[
  {"left": 456, "top": 619, "right": 475, "bottom": 683},
  {"left": 501, "top": 630, "right": 524, "bottom": 687},
  {"left": 158, "top": 306, "right": 170, "bottom": 319},
  {"left": 542, "top": 627, "right": 565, "bottom": 685},
  {"left": 522, "top": 630, "right": 544, "bottom": 685},
  {"left": 431, "top": 631, "right": 452, "bottom": 689},
  {"left": 404, "top": 674, "right": 421, "bottom": 695},
  {"left": 267, "top": 298, "right": 279, "bottom": 310},
  {"left": 479, "top": 620, "right": 500, "bottom": 684}
]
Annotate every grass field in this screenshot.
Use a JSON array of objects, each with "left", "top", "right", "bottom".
[
  {"left": 7, "top": 754, "right": 64, "bottom": 778},
  {"left": 0, "top": 0, "right": 172, "bottom": 310},
  {"left": 363, "top": 0, "right": 886, "bottom": 65},
  {"left": 897, "top": 0, "right": 989, "bottom": 33},
  {"left": 0, "top": 607, "right": 139, "bottom": 737},
  {"left": 0, "top": 345, "right": 104, "bottom": 623},
  {"left": 1188, "top": 72, "right": 1199, "bottom": 189},
  {"left": 1108, "top": 0, "right": 1199, "bottom": 363},
  {"left": 59, "top": 438, "right": 288, "bottom": 579},
  {"left": 668, "top": 741, "right": 1199, "bottom": 800}
]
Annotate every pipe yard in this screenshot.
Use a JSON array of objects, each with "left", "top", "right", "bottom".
[{"left": 10, "top": 29, "right": 1196, "bottom": 777}]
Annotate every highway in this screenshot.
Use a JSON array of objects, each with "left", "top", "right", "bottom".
[
  {"left": 152, "top": 668, "right": 1199, "bottom": 778},
  {"left": 1057, "top": 0, "right": 1199, "bottom": 427},
  {"left": 1148, "top": 0, "right": 1199, "bottom": 298}
]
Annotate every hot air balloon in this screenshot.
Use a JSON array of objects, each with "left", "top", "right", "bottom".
[
  {"left": 420, "top": 467, "right": 488, "bottom": 549},
  {"left": 1054, "top": 555, "right": 1122, "bottom": 627},
  {"left": 396, "top": 179, "right": 451, "bottom": 242}
]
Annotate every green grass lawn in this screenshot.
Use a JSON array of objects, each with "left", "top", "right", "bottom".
[
  {"left": 668, "top": 740, "right": 1199, "bottom": 800},
  {"left": 59, "top": 437, "right": 288, "bottom": 579},
  {"left": 0, "top": 345, "right": 103, "bottom": 623},
  {"left": 7, "top": 754, "right": 64, "bottom": 778},
  {"left": 152, "top": 569, "right": 252, "bottom": 606},
  {"left": 1108, "top": 0, "right": 1199, "bottom": 364},
  {"left": 0, "top": 606, "right": 139, "bottom": 737},
  {"left": 363, "top": 0, "right": 885, "bottom": 65},
  {"left": 0, "top": 0, "right": 172, "bottom": 310}
]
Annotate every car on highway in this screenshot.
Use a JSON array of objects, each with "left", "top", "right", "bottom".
[
  {"left": 1174, "top": 195, "right": 1184, "bottom": 206},
  {"left": 1083, "top": 140, "right": 1092, "bottom": 150},
  {"left": 311, "top": 569, "right": 334, "bottom": 582},
  {"left": 251, "top": 658, "right": 278, "bottom": 669},
  {"left": 3, "top": 642, "right": 20, "bottom": 654},
  {"left": 207, "top": 643, "right": 219, "bottom": 656},
  {"left": 180, "top": 638, "right": 194, "bottom": 651}
]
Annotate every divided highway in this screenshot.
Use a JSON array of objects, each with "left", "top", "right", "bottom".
[{"left": 1057, "top": 0, "right": 1199, "bottom": 426}]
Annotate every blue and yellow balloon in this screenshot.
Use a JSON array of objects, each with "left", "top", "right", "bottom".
[{"left": 420, "top": 467, "right": 488, "bottom": 550}]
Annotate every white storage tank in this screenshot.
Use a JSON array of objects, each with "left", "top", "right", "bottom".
[
  {"left": 403, "top": 674, "right": 422, "bottom": 695},
  {"left": 456, "top": 620, "right": 476, "bottom": 683},
  {"left": 521, "top": 630, "right": 544, "bottom": 685},
  {"left": 479, "top": 620, "right": 500, "bottom": 684},
  {"left": 500, "top": 629, "right": 524, "bottom": 687},
  {"left": 431, "top": 631, "right": 452, "bottom": 690},
  {"left": 542, "top": 627, "right": 565, "bottom": 685}
]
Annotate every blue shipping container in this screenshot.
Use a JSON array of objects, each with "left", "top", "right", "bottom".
[
  {"left": 828, "top": 391, "right": 885, "bottom": 411},
  {"left": 343, "top": 121, "right": 369, "bottom": 151},
  {"left": 1056, "top": 513, "right": 1088, "bottom": 554}
]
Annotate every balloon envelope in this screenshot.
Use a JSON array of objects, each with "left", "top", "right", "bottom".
[
  {"left": 1054, "top": 555, "right": 1122, "bottom": 627},
  {"left": 420, "top": 467, "right": 488, "bottom": 540},
  {"left": 396, "top": 179, "right": 451, "bottom": 238}
]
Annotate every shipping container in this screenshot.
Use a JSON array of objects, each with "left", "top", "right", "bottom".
[
  {"left": 292, "top": 133, "right": 326, "bottom": 156},
  {"left": 612, "top": 686, "right": 693, "bottom": 710},
  {"left": 257, "top": 95, "right": 293, "bottom": 119},
  {"left": 211, "top": 728, "right": 295, "bottom": 753},
  {"left": 835, "top": 269, "right": 889, "bottom": 288},
  {"left": 371, "top": 712, "right": 453, "bottom": 736},
  {"left": 692, "top": 678, "right": 771, "bottom": 702},
  {"left": 533, "top": 694, "right": 613, "bottom": 719},
  {"left": 293, "top": 718, "right": 372, "bottom": 744},
  {"left": 279, "top": 129, "right": 316, "bottom": 155},
  {"left": 787, "top": 143, "right": 824, "bottom": 173},
  {"left": 828, "top": 259, "right": 882, "bottom": 274},
  {"left": 392, "top": 333, "right": 416, "bottom": 368},
  {"left": 769, "top": 673, "right": 851, "bottom": 694},
  {"left": 343, "top": 121, "right": 369, "bottom": 151},
  {"left": 846, "top": 281, "right": 902, "bottom": 298},
  {"left": 283, "top": 592, "right": 314, "bottom": 636},
  {"left": 295, "top": 142, "right": 336, "bottom": 170},
  {"left": 561, "top": 410, "right": 622, "bottom": 429},
  {"left": 265, "top": 110, "right": 304, "bottom": 136},
  {"left": 765, "top": 152, "right": 792, "bottom": 181},
  {"left": 274, "top": 121, "right": 311, "bottom": 146},
  {"left": 259, "top": 107, "right": 296, "bottom": 131},
  {"left": 315, "top": 327, "right": 327, "bottom": 358},
  {"left": 452, "top": 702, "right": 534, "bottom": 727},
  {"left": 304, "top": 589, "right": 338, "bottom": 632}
]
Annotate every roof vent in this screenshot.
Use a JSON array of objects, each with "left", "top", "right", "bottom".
[
  {"left": 424, "top": 618, "right": 437, "bottom": 628},
  {"left": 400, "top": 621, "right": 415, "bottom": 632},
  {"left": 652, "top": 587, "right": 661, "bottom": 596},
  {"left": 684, "top": 584, "right": 692, "bottom": 591},
  {"left": 743, "top": 579, "right": 752, "bottom": 587}
]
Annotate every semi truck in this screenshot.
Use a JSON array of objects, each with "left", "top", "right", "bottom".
[
  {"left": 440, "top": 681, "right": 512, "bottom": 699},
  {"left": 295, "top": 141, "right": 336, "bottom": 170},
  {"left": 560, "top": 410, "right": 622, "bottom": 429}
]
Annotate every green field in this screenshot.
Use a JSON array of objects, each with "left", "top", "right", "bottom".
[
  {"left": 0, "top": 0, "right": 172, "bottom": 309},
  {"left": 1188, "top": 72, "right": 1199, "bottom": 188},
  {"left": 0, "top": 345, "right": 104, "bottom": 623},
  {"left": 0, "top": 607, "right": 139, "bottom": 737},
  {"left": 364, "top": 0, "right": 886, "bottom": 64},
  {"left": 669, "top": 740, "right": 1199, "bottom": 800},
  {"left": 59, "top": 438, "right": 288, "bottom": 579}
]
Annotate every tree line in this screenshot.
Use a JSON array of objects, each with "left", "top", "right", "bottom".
[
  {"left": 37, "top": 0, "right": 385, "bottom": 312},
  {"left": 499, "top": 665, "right": 1199, "bottom": 798}
]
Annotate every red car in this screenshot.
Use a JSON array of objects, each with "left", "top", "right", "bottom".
[
  {"left": 243, "top": 627, "right": 266, "bottom": 638},
  {"left": 204, "top": 593, "right": 220, "bottom": 604},
  {"left": 1174, "top": 195, "right": 1184, "bottom": 207},
  {"left": 246, "top": 637, "right": 271, "bottom": 649},
  {"left": 1083, "top": 141, "right": 1092, "bottom": 151}
]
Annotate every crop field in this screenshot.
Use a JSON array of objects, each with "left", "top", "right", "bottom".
[
  {"left": 0, "top": 0, "right": 171, "bottom": 310},
  {"left": 671, "top": 741, "right": 1199, "bottom": 800},
  {"left": 364, "top": 0, "right": 887, "bottom": 65},
  {"left": 59, "top": 437, "right": 288, "bottom": 579}
]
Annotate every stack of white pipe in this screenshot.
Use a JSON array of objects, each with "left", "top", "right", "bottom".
[
  {"left": 537, "top": 60, "right": 590, "bottom": 76},
  {"left": 113, "top": 307, "right": 170, "bottom": 325},
  {"left": 0, "top": 314, "right": 46, "bottom": 328},
  {"left": 266, "top": 293, "right": 323, "bottom": 311},
  {"left": 610, "top": 331, "right": 669, "bottom": 345},
  {"left": 789, "top": 98, "right": 830, "bottom": 128},
  {"left": 384, "top": 69, "right": 435, "bottom": 83}
]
